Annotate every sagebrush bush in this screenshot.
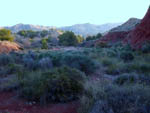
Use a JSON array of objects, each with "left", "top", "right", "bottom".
[
  {"left": 0, "top": 54, "right": 14, "bottom": 66},
  {"left": 114, "top": 73, "right": 150, "bottom": 86},
  {"left": 106, "top": 64, "right": 119, "bottom": 75},
  {"left": 39, "top": 51, "right": 99, "bottom": 74},
  {"left": 120, "top": 51, "right": 134, "bottom": 62},
  {"left": 19, "top": 66, "right": 85, "bottom": 104},
  {"left": 60, "top": 53, "right": 98, "bottom": 74},
  {"left": 101, "top": 57, "right": 113, "bottom": 66},
  {"left": 79, "top": 81, "right": 150, "bottom": 113},
  {"left": 113, "top": 74, "right": 138, "bottom": 85},
  {"left": 38, "top": 57, "right": 53, "bottom": 70}
]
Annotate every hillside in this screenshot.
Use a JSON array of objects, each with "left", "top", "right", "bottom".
[
  {"left": 97, "top": 18, "right": 141, "bottom": 43},
  {"left": 126, "top": 7, "right": 150, "bottom": 48},
  {"left": 60, "top": 23, "right": 122, "bottom": 36},
  {"left": 3, "top": 24, "right": 54, "bottom": 32},
  {"left": 1, "top": 23, "right": 122, "bottom": 37},
  {"left": 110, "top": 18, "right": 141, "bottom": 32}
]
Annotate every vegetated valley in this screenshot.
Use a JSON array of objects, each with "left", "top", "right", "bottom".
[{"left": 0, "top": 7, "right": 150, "bottom": 113}]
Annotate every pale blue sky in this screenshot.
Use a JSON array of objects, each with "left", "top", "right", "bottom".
[{"left": 0, "top": 0, "right": 149, "bottom": 27}]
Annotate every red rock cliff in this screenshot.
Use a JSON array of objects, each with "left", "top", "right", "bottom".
[{"left": 126, "top": 7, "right": 150, "bottom": 48}]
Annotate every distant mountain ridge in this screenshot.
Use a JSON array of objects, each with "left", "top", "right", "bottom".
[
  {"left": 3, "top": 24, "right": 54, "bottom": 32},
  {"left": 0, "top": 23, "right": 122, "bottom": 36},
  {"left": 60, "top": 23, "right": 122, "bottom": 36}
]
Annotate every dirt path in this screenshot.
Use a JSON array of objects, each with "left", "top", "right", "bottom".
[{"left": 0, "top": 92, "right": 78, "bottom": 113}]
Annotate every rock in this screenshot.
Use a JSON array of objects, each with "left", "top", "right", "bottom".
[
  {"left": 95, "top": 18, "right": 140, "bottom": 44},
  {"left": 125, "top": 6, "right": 150, "bottom": 48},
  {"left": 90, "top": 100, "right": 114, "bottom": 113}
]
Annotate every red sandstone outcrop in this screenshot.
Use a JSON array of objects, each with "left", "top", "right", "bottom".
[
  {"left": 100, "top": 18, "right": 140, "bottom": 43},
  {"left": 126, "top": 7, "right": 150, "bottom": 48}
]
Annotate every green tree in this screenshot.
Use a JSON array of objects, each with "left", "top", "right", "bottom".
[
  {"left": 77, "top": 35, "right": 84, "bottom": 43},
  {"left": 86, "top": 33, "right": 102, "bottom": 41},
  {"left": 17, "top": 30, "right": 39, "bottom": 38},
  {"left": 41, "top": 38, "right": 48, "bottom": 49},
  {"left": 0, "top": 29, "right": 14, "bottom": 41},
  {"left": 17, "top": 30, "right": 27, "bottom": 37},
  {"left": 58, "top": 31, "right": 78, "bottom": 46},
  {"left": 86, "top": 36, "right": 95, "bottom": 41},
  {"left": 96, "top": 33, "right": 102, "bottom": 39},
  {"left": 40, "top": 30, "right": 49, "bottom": 37}
]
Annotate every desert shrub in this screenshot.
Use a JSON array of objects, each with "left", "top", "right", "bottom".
[
  {"left": 139, "top": 63, "right": 150, "bottom": 74},
  {"left": 141, "top": 41, "right": 150, "bottom": 53},
  {"left": 60, "top": 52, "right": 98, "bottom": 74},
  {"left": 19, "top": 66, "right": 85, "bottom": 104},
  {"left": 39, "top": 51, "right": 98, "bottom": 74},
  {"left": 79, "top": 82, "right": 150, "bottom": 113},
  {"left": 106, "top": 49, "right": 117, "bottom": 57},
  {"left": 114, "top": 74, "right": 138, "bottom": 85},
  {"left": 106, "top": 64, "right": 119, "bottom": 75},
  {"left": 101, "top": 57, "right": 113, "bottom": 66},
  {"left": 38, "top": 57, "right": 53, "bottom": 70},
  {"left": 23, "top": 57, "right": 38, "bottom": 70},
  {"left": 0, "top": 29, "right": 14, "bottom": 41},
  {"left": 0, "top": 54, "right": 14, "bottom": 66},
  {"left": 103, "top": 85, "right": 150, "bottom": 113},
  {"left": 95, "top": 41, "right": 108, "bottom": 48},
  {"left": 120, "top": 51, "right": 134, "bottom": 62},
  {"left": 114, "top": 73, "right": 150, "bottom": 86},
  {"left": 126, "top": 62, "right": 150, "bottom": 74}
]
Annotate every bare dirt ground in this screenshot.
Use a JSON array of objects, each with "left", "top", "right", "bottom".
[{"left": 0, "top": 92, "right": 79, "bottom": 113}]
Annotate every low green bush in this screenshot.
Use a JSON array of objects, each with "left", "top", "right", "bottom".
[
  {"left": 60, "top": 53, "right": 98, "bottom": 74},
  {"left": 19, "top": 66, "right": 85, "bottom": 104},
  {"left": 120, "top": 51, "right": 134, "bottom": 62},
  {"left": 114, "top": 74, "right": 138, "bottom": 85},
  {"left": 106, "top": 64, "right": 119, "bottom": 75}
]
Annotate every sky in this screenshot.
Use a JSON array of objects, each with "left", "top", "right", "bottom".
[{"left": 0, "top": 0, "right": 149, "bottom": 27}]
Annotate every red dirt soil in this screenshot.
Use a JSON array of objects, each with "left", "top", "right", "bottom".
[
  {"left": 126, "top": 7, "right": 150, "bottom": 48},
  {"left": 0, "top": 92, "right": 79, "bottom": 113},
  {"left": 0, "top": 41, "right": 21, "bottom": 53}
]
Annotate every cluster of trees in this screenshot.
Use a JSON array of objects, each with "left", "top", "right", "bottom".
[
  {"left": 40, "top": 31, "right": 101, "bottom": 48},
  {"left": 86, "top": 33, "right": 102, "bottom": 41},
  {"left": 17, "top": 30, "right": 49, "bottom": 38},
  {"left": 58, "top": 31, "right": 84, "bottom": 46},
  {"left": 0, "top": 29, "right": 14, "bottom": 41}
]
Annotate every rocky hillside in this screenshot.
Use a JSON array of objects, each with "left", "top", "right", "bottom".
[
  {"left": 3, "top": 24, "right": 54, "bottom": 33},
  {"left": 110, "top": 18, "right": 141, "bottom": 32},
  {"left": 98, "top": 18, "right": 141, "bottom": 43},
  {"left": 60, "top": 23, "right": 122, "bottom": 37},
  {"left": 126, "top": 7, "right": 150, "bottom": 48}
]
